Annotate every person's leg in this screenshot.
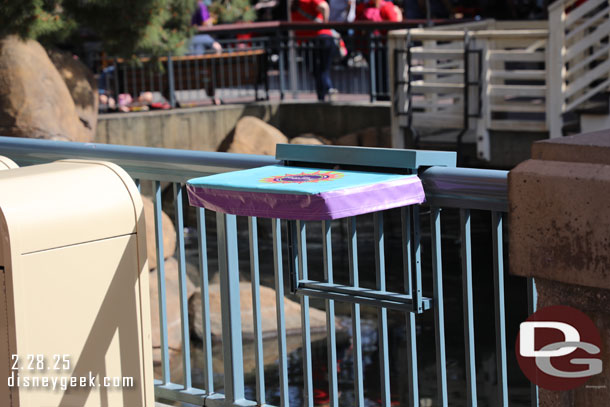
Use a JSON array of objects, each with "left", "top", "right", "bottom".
[
  {"left": 317, "top": 35, "right": 336, "bottom": 101},
  {"left": 189, "top": 34, "right": 221, "bottom": 54},
  {"left": 313, "top": 37, "right": 325, "bottom": 101}
]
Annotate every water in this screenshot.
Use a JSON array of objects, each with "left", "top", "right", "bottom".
[{"left": 174, "top": 206, "right": 532, "bottom": 406}]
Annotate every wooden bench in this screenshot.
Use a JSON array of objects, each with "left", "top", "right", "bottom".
[{"left": 111, "top": 48, "right": 268, "bottom": 105}]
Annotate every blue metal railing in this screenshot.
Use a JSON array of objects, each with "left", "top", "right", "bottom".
[{"left": 0, "top": 136, "right": 538, "bottom": 407}]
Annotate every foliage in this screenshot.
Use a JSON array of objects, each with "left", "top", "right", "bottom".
[
  {"left": 0, "top": 0, "right": 197, "bottom": 58},
  {"left": 209, "top": 0, "right": 257, "bottom": 24}
]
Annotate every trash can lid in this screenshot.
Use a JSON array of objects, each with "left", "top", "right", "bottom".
[{"left": 187, "top": 165, "right": 425, "bottom": 220}]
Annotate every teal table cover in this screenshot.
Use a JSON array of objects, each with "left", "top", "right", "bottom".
[{"left": 187, "top": 165, "right": 425, "bottom": 220}]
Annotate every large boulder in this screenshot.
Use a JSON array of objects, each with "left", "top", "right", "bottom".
[
  {"left": 227, "top": 116, "right": 288, "bottom": 155},
  {"left": 336, "top": 126, "right": 392, "bottom": 148},
  {"left": 189, "top": 282, "right": 328, "bottom": 342},
  {"left": 142, "top": 196, "right": 176, "bottom": 270},
  {"left": 47, "top": 48, "right": 98, "bottom": 140},
  {"left": 149, "top": 257, "right": 197, "bottom": 363},
  {"left": 290, "top": 134, "right": 331, "bottom": 145},
  {"left": 0, "top": 36, "right": 91, "bottom": 142}
]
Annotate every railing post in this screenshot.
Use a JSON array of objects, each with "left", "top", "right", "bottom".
[
  {"left": 546, "top": 4, "right": 565, "bottom": 138},
  {"left": 369, "top": 31, "right": 377, "bottom": 102},
  {"left": 167, "top": 53, "right": 177, "bottom": 108},
  {"left": 279, "top": 33, "right": 286, "bottom": 100},
  {"left": 476, "top": 36, "right": 491, "bottom": 161},
  {"left": 216, "top": 212, "right": 245, "bottom": 404},
  {"left": 288, "top": 30, "right": 299, "bottom": 99}
]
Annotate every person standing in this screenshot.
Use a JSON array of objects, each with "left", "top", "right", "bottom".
[
  {"left": 291, "top": 0, "right": 338, "bottom": 101},
  {"left": 330, "top": 0, "right": 356, "bottom": 22},
  {"left": 190, "top": 0, "right": 223, "bottom": 54}
]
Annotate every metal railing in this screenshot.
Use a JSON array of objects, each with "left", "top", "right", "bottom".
[
  {"left": 0, "top": 136, "right": 538, "bottom": 407},
  {"left": 90, "top": 20, "right": 452, "bottom": 109}
]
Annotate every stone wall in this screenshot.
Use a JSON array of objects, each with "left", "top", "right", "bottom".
[
  {"left": 509, "top": 130, "right": 610, "bottom": 406},
  {"left": 95, "top": 101, "right": 392, "bottom": 151}
]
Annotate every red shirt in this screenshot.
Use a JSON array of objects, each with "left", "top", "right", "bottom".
[
  {"left": 379, "top": 1, "right": 399, "bottom": 21},
  {"left": 356, "top": 0, "right": 400, "bottom": 22},
  {"left": 291, "top": 0, "right": 333, "bottom": 38}
]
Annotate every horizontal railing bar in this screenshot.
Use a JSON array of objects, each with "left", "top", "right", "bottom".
[
  {"left": 154, "top": 381, "right": 207, "bottom": 405},
  {"left": 296, "top": 287, "right": 433, "bottom": 312},
  {"left": 0, "top": 136, "right": 279, "bottom": 182},
  {"left": 0, "top": 138, "right": 509, "bottom": 213},
  {"left": 299, "top": 280, "right": 413, "bottom": 302},
  {"left": 420, "top": 167, "right": 508, "bottom": 212},
  {"left": 197, "top": 19, "right": 453, "bottom": 36}
]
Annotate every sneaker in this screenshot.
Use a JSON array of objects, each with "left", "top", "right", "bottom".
[{"left": 327, "top": 88, "right": 338, "bottom": 102}]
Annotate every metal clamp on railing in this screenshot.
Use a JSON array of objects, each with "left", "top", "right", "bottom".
[{"left": 186, "top": 144, "right": 455, "bottom": 315}]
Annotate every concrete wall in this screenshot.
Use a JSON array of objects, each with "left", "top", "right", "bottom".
[{"left": 95, "top": 101, "right": 392, "bottom": 152}]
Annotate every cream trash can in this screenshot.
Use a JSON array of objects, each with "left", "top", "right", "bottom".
[
  {"left": 0, "top": 156, "right": 18, "bottom": 170},
  {"left": 0, "top": 160, "right": 154, "bottom": 406}
]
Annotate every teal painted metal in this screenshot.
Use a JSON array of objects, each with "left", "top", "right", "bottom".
[
  {"left": 421, "top": 167, "right": 508, "bottom": 212},
  {"left": 248, "top": 217, "right": 266, "bottom": 405},
  {"left": 412, "top": 205, "right": 423, "bottom": 313},
  {"left": 492, "top": 212, "right": 508, "bottom": 406},
  {"left": 276, "top": 143, "right": 456, "bottom": 170},
  {"left": 153, "top": 181, "right": 171, "bottom": 385},
  {"left": 216, "top": 213, "right": 246, "bottom": 403},
  {"left": 0, "top": 137, "right": 538, "bottom": 407},
  {"left": 430, "top": 207, "right": 448, "bottom": 407},
  {"left": 272, "top": 218, "right": 290, "bottom": 407},
  {"left": 196, "top": 208, "right": 214, "bottom": 394},
  {"left": 401, "top": 207, "right": 419, "bottom": 407},
  {"left": 297, "top": 220, "right": 314, "bottom": 407},
  {"left": 0, "top": 136, "right": 279, "bottom": 183},
  {"left": 154, "top": 382, "right": 206, "bottom": 405},
  {"left": 322, "top": 220, "right": 339, "bottom": 407},
  {"left": 375, "top": 212, "right": 391, "bottom": 407},
  {"left": 174, "top": 183, "right": 192, "bottom": 390},
  {"left": 347, "top": 217, "right": 365, "bottom": 407},
  {"left": 460, "top": 209, "right": 478, "bottom": 407},
  {"left": 528, "top": 278, "right": 539, "bottom": 407}
]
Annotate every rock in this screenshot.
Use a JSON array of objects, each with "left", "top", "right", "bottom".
[
  {"left": 335, "top": 132, "right": 360, "bottom": 146},
  {"left": 142, "top": 196, "right": 176, "bottom": 270},
  {"left": 0, "top": 36, "right": 91, "bottom": 142},
  {"left": 47, "top": 48, "right": 98, "bottom": 141},
  {"left": 189, "top": 282, "right": 328, "bottom": 342},
  {"left": 149, "top": 257, "right": 197, "bottom": 363},
  {"left": 290, "top": 134, "right": 331, "bottom": 145},
  {"left": 335, "top": 126, "right": 392, "bottom": 148},
  {"left": 227, "top": 116, "right": 288, "bottom": 155}
]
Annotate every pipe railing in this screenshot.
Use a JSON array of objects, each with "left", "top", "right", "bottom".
[{"left": 0, "top": 136, "right": 538, "bottom": 407}]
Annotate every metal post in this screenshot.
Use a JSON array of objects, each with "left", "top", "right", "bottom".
[
  {"left": 369, "top": 32, "right": 377, "bottom": 102},
  {"left": 527, "top": 278, "right": 539, "bottom": 407},
  {"left": 289, "top": 31, "right": 299, "bottom": 99},
  {"left": 216, "top": 213, "right": 245, "bottom": 403},
  {"left": 279, "top": 34, "right": 286, "bottom": 100},
  {"left": 167, "top": 54, "right": 177, "bottom": 108}
]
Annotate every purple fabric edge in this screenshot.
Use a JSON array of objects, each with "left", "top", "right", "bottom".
[{"left": 186, "top": 177, "right": 425, "bottom": 220}]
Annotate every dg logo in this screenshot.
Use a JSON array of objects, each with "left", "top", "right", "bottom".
[{"left": 516, "top": 305, "right": 604, "bottom": 391}]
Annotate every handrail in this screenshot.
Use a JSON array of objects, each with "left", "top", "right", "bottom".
[
  {"left": 0, "top": 136, "right": 280, "bottom": 183},
  {"left": 195, "top": 19, "right": 454, "bottom": 36},
  {"left": 406, "top": 28, "right": 548, "bottom": 41},
  {"left": 420, "top": 167, "right": 508, "bottom": 212},
  {"left": 0, "top": 136, "right": 508, "bottom": 211}
]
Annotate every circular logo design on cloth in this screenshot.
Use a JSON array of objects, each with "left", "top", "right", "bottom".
[
  {"left": 260, "top": 170, "right": 344, "bottom": 184},
  {"left": 515, "top": 305, "right": 603, "bottom": 391}
]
